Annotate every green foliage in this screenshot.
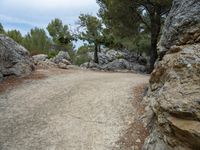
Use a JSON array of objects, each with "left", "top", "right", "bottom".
[
  {"left": 47, "top": 18, "right": 73, "bottom": 47},
  {"left": 0, "top": 23, "right": 5, "bottom": 34},
  {"left": 47, "top": 51, "right": 58, "bottom": 59},
  {"left": 74, "top": 55, "right": 91, "bottom": 66},
  {"left": 77, "top": 14, "right": 103, "bottom": 44},
  {"left": 74, "top": 45, "right": 93, "bottom": 65},
  {"left": 97, "top": 0, "right": 172, "bottom": 71},
  {"left": 7, "top": 30, "right": 23, "bottom": 44},
  {"left": 77, "top": 14, "right": 104, "bottom": 63},
  {"left": 23, "top": 27, "right": 50, "bottom": 55},
  {"left": 97, "top": 0, "right": 171, "bottom": 37},
  {"left": 76, "top": 44, "right": 94, "bottom": 55}
]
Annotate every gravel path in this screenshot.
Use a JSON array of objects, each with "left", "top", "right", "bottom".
[{"left": 0, "top": 69, "right": 149, "bottom": 150}]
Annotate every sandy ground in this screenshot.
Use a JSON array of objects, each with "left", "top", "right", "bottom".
[{"left": 0, "top": 69, "right": 149, "bottom": 150}]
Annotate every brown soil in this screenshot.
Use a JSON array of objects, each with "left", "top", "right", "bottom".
[
  {"left": 0, "top": 71, "right": 46, "bottom": 94},
  {"left": 115, "top": 83, "right": 149, "bottom": 150}
]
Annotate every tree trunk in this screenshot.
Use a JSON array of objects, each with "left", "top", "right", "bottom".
[
  {"left": 94, "top": 44, "right": 99, "bottom": 63},
  {"left": 149, "top": 12, "right": 161, "bottom": 73},
  {"left": 98, "top": 44, "right": 101, "bottom": 53}
]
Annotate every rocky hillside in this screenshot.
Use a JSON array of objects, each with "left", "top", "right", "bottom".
[
  {"left": 0, "top": 34, "right": 34, "bottom": 81},
  {"left": 143, "top": 0, "right": 200, "bottom": 150}
]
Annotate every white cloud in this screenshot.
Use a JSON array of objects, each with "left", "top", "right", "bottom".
[
  {"left": 1, "top": 0, "right": 98, "bottom": 11},
  {"left": 0, "top": 0, "right": 99, "bottom": 47},
  {"left": 0, "top": 0, "right": 99, "bottom": 25}
]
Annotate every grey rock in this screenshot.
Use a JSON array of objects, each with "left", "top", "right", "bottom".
[
  {"left": 0, "top": 34, "right": 34, "bottom": 80},
  {"left": 143, "top": 0, "right": 200, "bottom": 149},
  {"left": 36, "top": 59, "right": 57, "bottom": 69},
  {"left": 159, "top": 0, "right": 200, "bottom": 55},
  {"left": 33, "top": 54, "right": 48, "bottom": 63},
  {"left": 61, "top": 59, "right": 71, "bottom": 65},
  {"left": 83, "top": 48, "right": 147, "bottom": 73},
  {"left": 58, "top": 62, "right": 68, "bottom": 69},
  {"left": 103, "top": 59, "right": 130, "bottom": 71},
  {"left": 106, "top": 50, "right": 125, "bottom": 62},
  {"left": 52, "top": 51, "right": 71, "bottom": 64}
]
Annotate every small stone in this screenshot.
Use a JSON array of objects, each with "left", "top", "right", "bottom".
[{"left": 136, "top": 139, "right": 141, "bottom": 143}]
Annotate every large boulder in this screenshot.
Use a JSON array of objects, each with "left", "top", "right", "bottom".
[
  {"left": 143, "top": 0, "right": 200, "bottom": 150},
  {"left": 0, "top": 35, "right": 34, "bottom": 80},
  {"left": 51, "top": 51, "right": 72, "bottom": 69},
  {"left": 88, "top": 49, "right": 126, "bottom": 65},
  {"left": 103, "top": 59, "right": 130, "bottom": 71},
  {"left": 52, "top": 51, "right": 71, "bottom": 64},
  {"left": 33, "top": 54, "right": 48, "bottom": 64}
]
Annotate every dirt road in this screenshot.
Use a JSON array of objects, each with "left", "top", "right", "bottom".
[{"left": 0, "top": 69, "right": 149, "bottom": 150}]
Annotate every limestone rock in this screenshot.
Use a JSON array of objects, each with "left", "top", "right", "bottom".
[
  {"left": 33, "top": 54, "right": 48, "bottom": 64},
  {"left": 0, "top": 34, "right": 34, "bottom": 80},
  {"left": 58, "top": 62, "right": 68, "bottom": 69},
  {"left": 36, "top": 59, "right": 57, "bottom": 69},
  {"left": 159, "top": 0, "right": 200, "bottom": 55},
  {"left": 52, "top": 51, "right": 71, "bottom": 64},
  {"left": 103, "top": 59, "right": 130, "bottom": 71},
  {"left": 83, "top": 48, "right": 147, "bottom": 73},
  {"left": 143, "top": 0, "right": 200, "bottom": 149}
]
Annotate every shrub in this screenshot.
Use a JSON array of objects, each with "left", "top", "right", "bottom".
[
  {"left": 74, "top": 55, "right": 91, "bottom": 66},
  {"left": 48, "top": 51, "right": 58, "bottom": 59}
]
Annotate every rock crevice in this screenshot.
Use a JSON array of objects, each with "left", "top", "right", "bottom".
[{"left": 143, "top": 0, "right": 200, "bottom": 150}]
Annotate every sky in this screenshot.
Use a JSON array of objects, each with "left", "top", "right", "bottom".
[{"left": 0, "top": 0, "right": 99, "bottom": 35}]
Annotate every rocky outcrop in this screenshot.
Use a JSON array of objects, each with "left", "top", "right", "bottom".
[
  {"left": 0, "top": 34, "right": 34, "bottom": 81},
  {"left": 82, "top": 49, "right": 147, "bottom": 73},
  {"left": 33, "top": 54, "right": 48, "bottom": 63},
  {"left": 52, "top": 51, "right": 71, "bottom": 64},
  {"left": 32, "top": 51, "right": 71, "bottom": 69},
  {"left": 143, "top": 0, "right": 200, "bottom": 150},
  {"left": 159, "top": 0, "right": 200, "bottom": 56}
]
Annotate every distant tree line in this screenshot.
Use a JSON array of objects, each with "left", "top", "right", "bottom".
[{"left": 0, "top": 20, "right": 74, "bottom": 58}]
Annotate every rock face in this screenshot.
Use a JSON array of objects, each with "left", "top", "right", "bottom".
[
  {"left": 159, "top": 0, "right": 200, "bottom": 56},
  {"left": 143, "top": 0, "right": 200, "bottom": 150},
  {"left": 0, "top": 35, "right": 34, "bottom": 81},
  {"left": 82, "top": 49, "right": 147, "bottom": 73}
]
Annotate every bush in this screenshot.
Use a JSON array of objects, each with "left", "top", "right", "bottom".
[
  {"left": 48, "top": 51, "right": 58, "bottom": 59},
  {"left": 74, "top": 55, "right": 91, "bottom": 66}
]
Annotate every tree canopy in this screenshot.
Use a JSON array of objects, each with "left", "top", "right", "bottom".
[
  {"left": 23, "top": 27, "right": 51, "bottom": 55},
  {"left": 7, "top": 30, "right": 23, "bottom": 45},
  {"left": 47, "top": 18, "right": 73, "bottom": 47},
  {"left": 0, "top": 23, "right": 5, "bottom": 34},
  {"left": 77, "top": 14, "right": 103, "bottom": 63},
  {"left": 97, "top": 0, "right": 172, "bottom": 72}
]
